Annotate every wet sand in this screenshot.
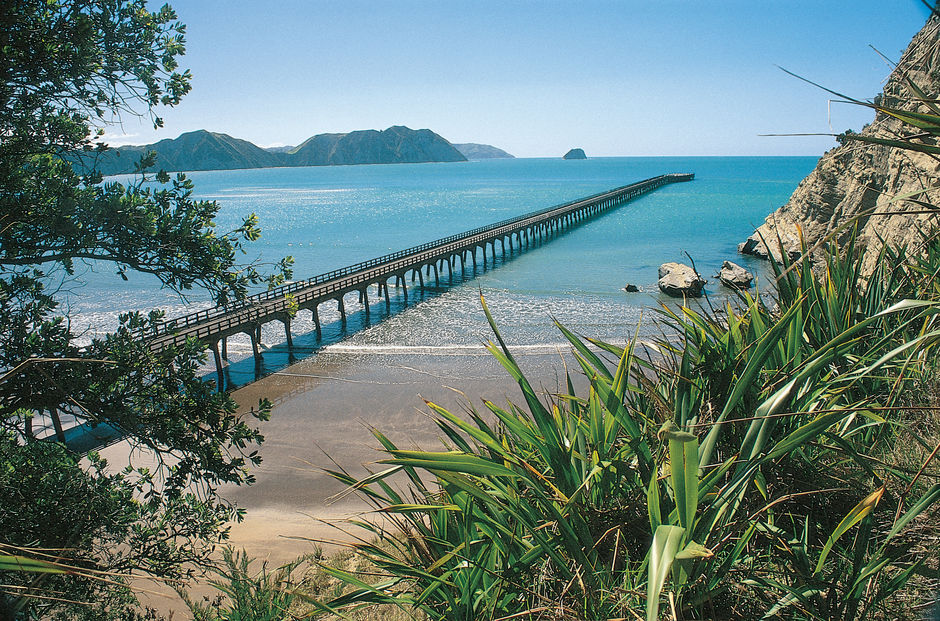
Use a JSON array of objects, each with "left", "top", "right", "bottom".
[{"left": 220, "top": 346, "right": 582, "bottom": 566}]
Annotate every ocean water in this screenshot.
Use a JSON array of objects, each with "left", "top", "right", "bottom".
[{"left": 70, "top": 156, "right": 817, "bottom": 377}]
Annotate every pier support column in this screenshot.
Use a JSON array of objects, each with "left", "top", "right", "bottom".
[
  {"left": 417, "top": 269, "right": 424, "bottom": 288},
  {"left": 312, "top": 306, "right": 322, "bottom": 339},
  {"left": 338, "top": 296, "right": 346, "bottom": 327},
  {"left": 433, "top": 262, "right": 440, "bottom": 285},
  {"left": 361, "top": 288, "right": 370, "bottom": 318},
  {"left": 49, "top": 408, "right": 66, "bottom": 444},
  {"left": 248, "top": 327, "right": 261, "bottom": 366},
  {"left": 221, "top": 337, "right": 228, "bottom": 360},
  {"left": 211, "top": 341, "right": 224, "bottom": 391},
  {"left": 282, "top": 318, "right": 293, "bottom": 349}
]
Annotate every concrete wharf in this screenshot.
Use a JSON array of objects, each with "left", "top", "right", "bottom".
[{"left": 142, "top": 173, "right": 693, "bottom": 385}]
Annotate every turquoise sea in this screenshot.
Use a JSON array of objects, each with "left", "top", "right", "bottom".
[{"left": 74, "top": 156, "right": 817, "bottom": 381}]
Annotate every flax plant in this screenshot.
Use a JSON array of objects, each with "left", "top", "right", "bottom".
[{"left": 302, "top": 236, "right": 940, "bottom": 620}]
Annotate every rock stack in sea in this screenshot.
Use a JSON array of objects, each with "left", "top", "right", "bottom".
[{"left": 738, "top": 15, "right": 940, "bottom": 276}]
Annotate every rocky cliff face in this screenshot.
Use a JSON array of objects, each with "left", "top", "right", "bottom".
[{"left": 740, "top": 15, "right": 940, "bottom": 275}]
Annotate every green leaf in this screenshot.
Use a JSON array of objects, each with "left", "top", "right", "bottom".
[
  {"left": 884, "top": 483, "right": 940, "bottom": 542},
  {"left": 674, "top": 540, "right": 713, "bottom": 560},
  {"left": 380, "top": 450, "right": 521, "bottom": 479},
  {"left": 666, "top": 428, "right": 699, "bottom": 532},
  {"left": 814, "top": 486, "right": 885, "bottom": 575},
  {"left": 648, "top": 473, "right": 662, "bottom": 533},
  {"left": 0, "top": 553, "right": 67, "bottom": 574},
  {"left": 380, "top": 503, "right": 462, "bottom": 514},
  {"left": 646, "top": 525, "right": 685, "bottom": 621}
]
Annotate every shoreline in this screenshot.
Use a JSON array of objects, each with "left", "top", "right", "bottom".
[{"left": 221, "top": 345, "right": 584, "bottom": 565}]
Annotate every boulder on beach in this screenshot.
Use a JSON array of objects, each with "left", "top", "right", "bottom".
[
  {"left": 658, "top": 262, "right": 706, "bottom": 298},
  {"left": 717, "top": 260, "right": 754, "bottom": 289},
  {"left": 563, "top": 148, "right": 587, "bottom": 160}
]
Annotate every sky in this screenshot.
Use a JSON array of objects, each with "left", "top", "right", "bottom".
[{"left": 108, "top": 1, "right": 936, "bottom": 157}]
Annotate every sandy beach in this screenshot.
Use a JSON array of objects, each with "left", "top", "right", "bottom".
[{"left": 219, "top": 345, "right": 581, "bottom": 566}]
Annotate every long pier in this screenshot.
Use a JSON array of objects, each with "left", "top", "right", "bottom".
[{"left": 142, "top": 173, "right": 693, "bottom": 384}]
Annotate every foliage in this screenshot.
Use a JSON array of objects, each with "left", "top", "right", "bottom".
[
  {"left": 0, "top": 1, "right": 290, "bottom": 618},
  {"left": 183, "top": 548, "right": 305, "bottom": 621},
  {"left": 308, "top": 236, "right": 940, "bottom": 620}
]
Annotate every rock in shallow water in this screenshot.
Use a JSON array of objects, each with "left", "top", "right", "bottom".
[
  {"left": 658, "top": 262, "right": 706, "bottom": 297},
  {"left": 718, "top": 260, "right": 754, "bottom": 289},
  {"left": 623, "top": 283, "right": 640, "bottom": 293}
]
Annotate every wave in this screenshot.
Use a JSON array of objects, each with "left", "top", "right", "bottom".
[{"left": 321, "top": 341, "right": 632, "bottom": 356}]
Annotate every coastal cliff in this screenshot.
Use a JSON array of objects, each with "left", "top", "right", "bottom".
[{"left": 740, "top": 15, "right": 940, "bottom": 275}]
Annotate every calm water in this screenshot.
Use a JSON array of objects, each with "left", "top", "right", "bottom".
[{"left": 71, "top": 156, "right": 816, "bottom": 372}]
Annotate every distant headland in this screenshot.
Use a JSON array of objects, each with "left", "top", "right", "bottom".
[
  {"left": 83, "top": 126, "right": 514, "bottom": 175},
  {"left": 563, "top": 148, "right": 587, "bottom": 160},
  {"left": 452, "top": 143, "right": 515, "bottom": 160}
]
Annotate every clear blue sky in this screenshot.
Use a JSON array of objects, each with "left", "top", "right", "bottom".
[{"left": 109, "top": 1, "right": 935, "bottom": 157}]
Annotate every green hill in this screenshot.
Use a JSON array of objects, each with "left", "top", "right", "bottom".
[{"left": 86, "top": 126, "right": 470, "bottom": 175}]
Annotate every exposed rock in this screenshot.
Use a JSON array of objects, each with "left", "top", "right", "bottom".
[
  {"left": 563, "top": 148, "right": 587, "bottom": 160},
  {"left": 738, "top": 232, "right": 802, "bottom": 263},
  {"left": 658, "top": 262, "right": 706, "bottom": 297},
  {"left": 453, "top": 143, "right": 515, "bottom": 159},
  {"left": 622, "top": 283, "right": 640, "bottom": 292},
  {"left": 740, "top": 16, "right": 940, "bottom": 277},
  {"left": 717, "top": 261, "right": 754, "bottom": 289}
]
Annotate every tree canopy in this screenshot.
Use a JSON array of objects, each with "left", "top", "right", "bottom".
[{"left": 0, "top": 1, "right": 290, "bottom": 618}]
